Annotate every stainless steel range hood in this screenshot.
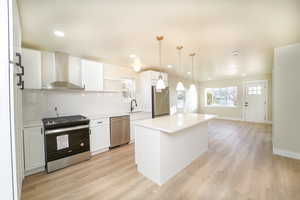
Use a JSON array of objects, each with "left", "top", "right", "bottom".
[{"left": 43, "top": 52, "right": 84, "bottom": 90}]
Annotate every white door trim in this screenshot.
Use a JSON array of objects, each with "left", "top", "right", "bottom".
[
  {"left": 242, "top": 80, "right": 268, "bottom": 123},
  {"left": 0, "top": 0, "right": 16, "bottom": 199}
]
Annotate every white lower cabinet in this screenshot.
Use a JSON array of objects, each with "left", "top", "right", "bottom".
[
  {"left": 23, "top": 126, "right": 45, "bottom": 175},
  {"left": 130, "top": 121, "right": 136, "bottom": 141},
  {"left": 90, "top": 119, "right": 110, "bottom": 155},
  {"left": 130, "top": 113, "right": 152, "bottom": 141}
]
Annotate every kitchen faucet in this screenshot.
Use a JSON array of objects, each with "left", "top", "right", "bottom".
[
  {"left": 130, "top": 99, "right": 138, "bottom": 112},
  {"left": 54, "top": 107, "right": 59, "bottom": 117}
]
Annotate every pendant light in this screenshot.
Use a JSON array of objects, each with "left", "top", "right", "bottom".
[
  {"left": 189, "top": 53, "right": 196, "bottom": 90},
  {"left": 155, "top": 36, "right": 166, "bottom": 91},
  {"left": 176, "top": 46, "right": 185, "bottom": 91}
]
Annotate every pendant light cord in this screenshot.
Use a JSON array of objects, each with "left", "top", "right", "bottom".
[
  {"left": 156, "top": 36, "right": 164, "bottom": 76},
  {"left": 190, "top": 53, "right": 196, "bottom": 82},
  {"left": 177, "top": 46, "right": 183, "bottom": 77}
]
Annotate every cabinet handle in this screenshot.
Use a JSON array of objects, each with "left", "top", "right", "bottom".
[
  {"left": 15, "top": 52, "right": 22, "bottom": 67},
  {"left": 97, "top": 121, "right": 103, "bottom": 124},
  {"left": 21, "top": 80, "right": 24, "bottom": 90},
  {"left": 41, "top": 128, "right": 43, "bottom": 135},
  {"left": 17, "top": 74, "right": 22, "bottom": 86},
  {"left": 18, "top": 65, "right": 24, "bottom": 76}
]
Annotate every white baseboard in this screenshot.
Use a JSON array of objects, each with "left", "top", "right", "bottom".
[
  {"left": 216, "top": 117, "right": 272, "bottom": 124},
  {"left": 273, "top": 148, "right": 300, "bottom": 160},
  {"left": 25, "top": 166, "right": 45, "bottom": 176},
  {"left": 216, "top": 117, "right": 242, "bottom": 121},
  {"left": 91, "top": 147, "right": 109, "bottom": 156}
]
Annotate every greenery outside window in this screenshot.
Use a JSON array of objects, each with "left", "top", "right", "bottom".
[{"left": 205, "top": 87, "right": 237, "bottom": 107}]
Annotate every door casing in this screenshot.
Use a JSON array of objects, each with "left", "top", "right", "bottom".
[{"left": 242, "top": 80, "right": 268, "bottom": 123}]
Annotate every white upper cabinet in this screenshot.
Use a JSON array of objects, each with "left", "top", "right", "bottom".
[
  {"left": 68, "top": 56, "right": 83, "bottom": 87},
  {"left": 137, "top": 70, "right": 169, "bottom": 112},
  {"left": 41, "top": 51, "right": 55, "bottom": 88},
  {"left": 22, "top": 48, "right": 42, "bottom": 89},
  {"left": 81, "top": 59, "right": 104, "bottom": 91},
  {"left": 148, "top": 71, "right": 168, "bottom": 87}
]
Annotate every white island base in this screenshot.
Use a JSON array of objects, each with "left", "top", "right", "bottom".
[{"left": 134, "top": 114, "right": 215, "bottom": 185}]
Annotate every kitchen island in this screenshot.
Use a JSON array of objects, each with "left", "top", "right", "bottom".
[{"left": 134, "top": 113, "right": 216, "bottom": 185}]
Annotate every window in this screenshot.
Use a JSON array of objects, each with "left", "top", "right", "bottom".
[
  {"left": 247, "top": 86, "right": 262, "bottom": 95},
  {"left": 205, "top": 87, "right": 237, "bottom": 107}
]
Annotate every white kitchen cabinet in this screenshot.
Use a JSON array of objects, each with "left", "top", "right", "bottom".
[
  {"left": 137, "top": 70, "right": 168, "bottom": 112},
  {"left": 23, "top": 126, "right": 45, "bottom": 175},
  {"left": 90, "top": 118, "right": 110, "bottom": 155},
  {"left": 81, "top": 59, "right": 103, "bottom": 91},
  {"left": 149, "top": 71, "right": 168, "bottom": 87},
  {"left": 41, "top": 51, "right": 55, "bottom": 88},
  {"left": 130, "top": 112, "right": 152, "bottom": 141},
  {"left": 69, "top": 56, "right": 83, "bottom": 87},
  {"left": 22, "top": 48, "right": 42, "bottom": 89}
]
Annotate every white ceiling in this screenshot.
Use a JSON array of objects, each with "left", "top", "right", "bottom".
[{"left": 18, "top": 0, "right": 300, "bottom": 81}]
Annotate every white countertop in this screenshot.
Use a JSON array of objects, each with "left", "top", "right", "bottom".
[
  {"left": 134, "top": 113, "right": 216, "bottom": 133},
  {"left": 23, "top": 111, "right": 152, "bottom": 128}
]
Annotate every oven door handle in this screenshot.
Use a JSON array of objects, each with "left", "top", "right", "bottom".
[{"left": 45, "top": 125, "right": 89, "bottom": 135}]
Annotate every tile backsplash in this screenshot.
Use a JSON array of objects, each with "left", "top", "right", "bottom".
[{"left": 23, "top": 90, "right": 131, "bottom": 122}]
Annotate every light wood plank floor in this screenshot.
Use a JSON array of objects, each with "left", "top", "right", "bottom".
[{"left": 22, "top": 120, "right": 300, "bottom": 200}]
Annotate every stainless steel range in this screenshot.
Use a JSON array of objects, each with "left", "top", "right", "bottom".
[{"left": 42, "top": 115, "right": 91, "bottom": 173}]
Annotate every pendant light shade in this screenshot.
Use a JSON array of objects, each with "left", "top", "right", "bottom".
[
  {"left": 176, "top": 81, "right": 185, "bottom": 91},
  {"left": 176, "top": 46, "right": 185, "bottom": 91},
  {"left": 155, "top": 36, "right": 166, "bottom": 91},
  {"left": 189, "top": 83, "right": 196, "bottom": 91},
  {"left": 156, "top": 76, "right": 165, "bottom": 90}
]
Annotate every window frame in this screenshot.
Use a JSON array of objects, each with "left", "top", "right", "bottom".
[{"left": 204, "top": 86, "right": 238, "bottom": 108}]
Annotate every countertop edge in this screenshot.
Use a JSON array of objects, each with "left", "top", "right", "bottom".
[{"left": 134, "top": 115, "right": 216, "bottom": 133}]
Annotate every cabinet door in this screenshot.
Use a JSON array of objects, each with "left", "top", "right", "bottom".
[
  {"left": 81, "top": 59, "right": 103, "bottom": 91},
  {"left": 22, "top": 48, "right": 42, "bottom": 89},
  {"left": 90, "top": 124, "right": 110, "bottom": 153},
  {"left": 41, "top": 51, "right": 55, "bottom": 88},
  {"left": 24, "top": 127, "right": 45, "bottom": 172},
  {"left": 69, "top": 56, "right": 83, "bottom": 87}
]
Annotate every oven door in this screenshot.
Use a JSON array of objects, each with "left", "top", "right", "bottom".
[{"left": 45, "top": 125, "right": 90, "bottom": 162}]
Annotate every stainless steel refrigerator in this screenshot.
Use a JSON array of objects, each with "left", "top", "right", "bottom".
[{"left": 151, "top": 86, "right": 170, "bottom": 118}]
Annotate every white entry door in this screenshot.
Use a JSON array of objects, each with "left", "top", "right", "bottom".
[{"left": 243, "top": 80, "right": 268, "bottom": 122}]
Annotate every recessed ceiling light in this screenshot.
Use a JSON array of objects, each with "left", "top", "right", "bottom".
[
  {"left": 167, "top": 65, "right": 173, "bottom": 68},
  {"left": 242, "top": 73, "right": 247, "bottom": 77},
  {"left": 54, "top": 30, "right": 65, "bottom": 37},
  {"left": 129, "top": 54, "right": 137, "bottom": 58},
  {"left": 187, "top": 71, "right": 191, "bottom": 75}
]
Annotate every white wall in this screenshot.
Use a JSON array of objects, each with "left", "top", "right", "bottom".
[
  {"left": 23, "top": 91, "right": 131, "bottom": 122},
  {"left": 198, "top": 74, "right": 272, "bottom": 121},
  {"left": 0, "top": 0, "right": 14, "bottom": 198},
  {"left": 273, "top": 43, "right": 300, "bottom": 156}
]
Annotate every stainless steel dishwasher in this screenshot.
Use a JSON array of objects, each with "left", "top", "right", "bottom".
[{"left": 110, "top": 115, "right": 130, "bottom": 148}]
